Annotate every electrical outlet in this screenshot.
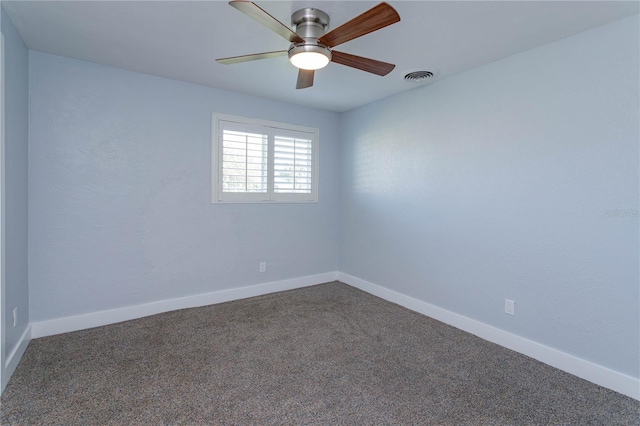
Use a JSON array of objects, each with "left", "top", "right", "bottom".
[
  {"left": 505, "top": 299, "right": 515, "bottom": 316},
  {"left": 12, "top": 308, "right": 17, "bottom": 327},
  {"left": 259, "top": 262, "right": 266, "bottom": 273}
]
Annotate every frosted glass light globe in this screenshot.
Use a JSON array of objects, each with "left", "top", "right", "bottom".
[
  {"left": 290, "top": 51, "right": 330, "bottom": 70},
  {"left": 288, "top": 44, "right": 332, "bottom": 70}
]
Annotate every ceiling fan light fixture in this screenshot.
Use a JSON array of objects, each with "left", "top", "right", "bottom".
[
  {"left": 288, "top": 44, "right": 331, "bottom": 70},
  {"left": 219, "top": 1, "right": 401, "bottom": 89}
]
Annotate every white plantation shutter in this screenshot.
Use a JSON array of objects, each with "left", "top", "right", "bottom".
[
  {"left": 221, "top": 129, "right": 268, "bottom": 193},
  {"left": 212, "top": 114, "right": 318, "bottom": 203},
  {"left": 274, "top": 133, "right": 313, "bottom": 194}
]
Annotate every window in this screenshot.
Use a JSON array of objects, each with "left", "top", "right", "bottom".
[{"left": 212, "top": 113, "right": 319, "bottom": 203}]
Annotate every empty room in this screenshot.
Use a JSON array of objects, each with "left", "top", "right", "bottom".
[{"left": 0, "top": 0, "right": 638, "bottom": 423}]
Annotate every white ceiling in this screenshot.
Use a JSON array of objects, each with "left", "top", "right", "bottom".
[{"left": 3, "top": 1, "right": 639, "bottom": 112}]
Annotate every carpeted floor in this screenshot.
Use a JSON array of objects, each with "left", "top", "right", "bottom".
[{"left": 1, "top": 282, "right": 638, "bottom": 425}]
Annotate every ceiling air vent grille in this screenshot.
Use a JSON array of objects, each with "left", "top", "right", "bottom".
[{"left": 404, "top": 70, "right": 435, "bottom": 82}]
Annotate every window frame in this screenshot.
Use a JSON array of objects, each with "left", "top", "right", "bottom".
[{"left": 211, "top": 113, "right": 319, "bottom": 204}]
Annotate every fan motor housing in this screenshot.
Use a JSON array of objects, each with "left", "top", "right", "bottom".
[
  {"left": 291, "top": 8, "right": 330, "bottom": 39},
  {"left": 288, "top": 43, "right": 332, "bottom": 62}
]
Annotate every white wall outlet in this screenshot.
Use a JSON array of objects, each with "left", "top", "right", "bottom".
[
  {"left": 12, "top": 307, "right": 17, "bottom": 327},
  {"left": 259, "top": 262, "right": 266, "bottom": 273},
  {"left": 505, "top": 299, "right": 515, "bottom": 315}
]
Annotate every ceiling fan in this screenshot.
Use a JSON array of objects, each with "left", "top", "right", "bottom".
[{"left": 216, "top": 1, "right": 401, "bottom": 89}]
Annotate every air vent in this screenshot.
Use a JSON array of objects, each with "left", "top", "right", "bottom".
[{"left": 403, "top": 69, "right": 436, "bottom": 82}]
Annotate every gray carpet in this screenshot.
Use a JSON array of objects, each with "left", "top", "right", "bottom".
[{"left": 1, "top": 282, "right": 638, "bottom": 425}]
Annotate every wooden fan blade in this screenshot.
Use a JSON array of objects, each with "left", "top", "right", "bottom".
[
  {"left": 318, "top": 2, "right": 400, "bottom": 48},
  {"left": 296, "top": 69, "right": 315, "bottom": 89},
  {"left": 330, "top": 50, "right": 395, "bottom": 76},
  {"left": 217, "top": 50, "right": 287, "bottom": 65},
  {"left": 229, "top": 1, "right": 304, "bottom": 43}
]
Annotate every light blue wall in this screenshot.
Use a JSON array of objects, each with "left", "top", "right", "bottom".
[
  {"left": 1, "top": 7, "right": 29, "bottom": 362},
  {"left": 28, "top": 52, "right": 340, "bottom": 322},
  {"left": 339, "top": 16, "right": 639, "bottom": 378}
]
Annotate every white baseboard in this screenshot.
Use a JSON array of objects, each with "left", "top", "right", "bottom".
[
  {"left": 2, "top": 325, "right": 31, "bottom": 393},
  {"left": 31, "top": 272, "right": 338, "bottom": 339},
  {"left": 338, "top": 272, "right": 640, "bottom": 401},
  {"left": 26, "top": 271, "right": 640, "bottom": 400}
]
